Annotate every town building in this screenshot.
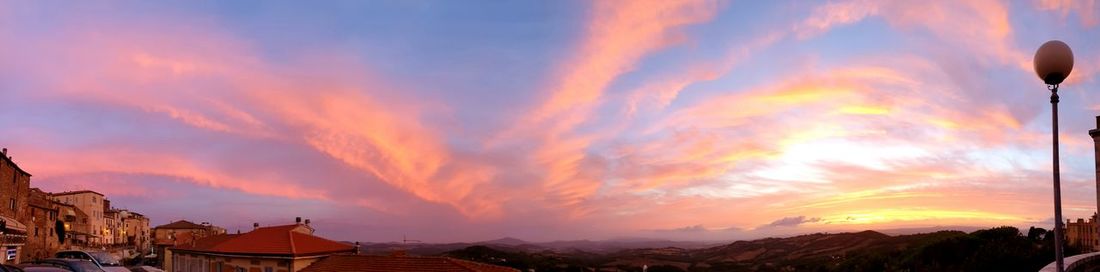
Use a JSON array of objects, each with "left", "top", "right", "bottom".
[
  {"left": 49, "top": 190, "right": 105, "bottom": 246},
  {"left": 165, "top": 219, "right": 354, "bottom": 272},
  {"left": 298, "top": 254, "right": 519, "bottom": 272},
  {"left": 0, "top": 148, "right": 152, "bottom": 260},
  {"left": 103, "top": 209, "right": 122, "bottom": 245},
  {"left": 1066, "top": 213, "right": 1100, "bottom": 252},
  {"left": 0, "top": 148, "right": 31, "bottom": 265},
  {"left": 55, "top": 201, "right": 91, "bottom": 247},
  {"left": 119, "top": 210, "right": 151, "bottom": 253},
  {"left": 22, "top": 188, "right": 60, "bottom": 261},
  {"left": 154, "top": 220, "right": 227, "bottom": 267},
  {"left": 153, "top": 220, "right": 226, "bottom": 246}
]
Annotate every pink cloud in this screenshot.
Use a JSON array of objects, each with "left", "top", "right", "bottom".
[
  {"left": 491, "top": 0, "right": 722, "bottom": 218},
  {"left": 1038, "top": 0, "right": 1100, "bottom": 27},
  {"left": 0, "top": 10, "right": 508, "bottom": 219}
]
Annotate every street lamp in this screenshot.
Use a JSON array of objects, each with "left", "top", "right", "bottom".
[{"left": 1035, "top": 40, "right": 1074, "bottom": 272}]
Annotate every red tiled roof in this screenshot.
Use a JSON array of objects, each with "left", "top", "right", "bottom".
[
  {"left": 154, "top": 220, "right": 206, "bottom": 229},
  {"left": 300, "top": 254, "right": 520, "bottom": 272},
  {"left": 173, "top": 224, "right": 354, "bottom": 257}
]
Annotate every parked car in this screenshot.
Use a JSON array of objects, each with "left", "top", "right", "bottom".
[
  {"left": 19, "top": 267, "right": 68, "bottom": 272},
  {"left": 53, "top": 251, "right": 125, "bottom": 272},
  {"left": 19, "top": 258, "right": 104, "bottom": 272},
  {"left": 0, "top": 264, "right": 24, "bottom": 272},
  {"left": 126, "top": 266, "right": 162, "bottom": 272}
]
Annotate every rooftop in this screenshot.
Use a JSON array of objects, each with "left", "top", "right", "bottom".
[
  {"left": 173, "top": 224, "right": 354, "bottom": 257},
  {"left": 0, "top": 148, "right": 31, "bottom": 177},
  {"left": 299, "top": 254, "right": 519, "bottom": 272},
  {"left": 154, "top": 220, "right": 207, "bottom": 230},
  {"left": 49, "top": 190, "right": 104, "bottom": 197}
]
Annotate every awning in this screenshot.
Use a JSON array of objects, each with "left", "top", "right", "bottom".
[{"left": 0, "top": 215, "right": 27, "bottom": 234}]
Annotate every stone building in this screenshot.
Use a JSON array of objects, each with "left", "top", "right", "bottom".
[
  {"left": 103, "top": 209, "right": 120, "bottom": 245},
  {"left": 1066, "top": 215, "right": 1099, "bottom": 252},
  {"left": 154, "top": 220, "right": 227, "bottom": 267},
  {"left": 166, "top": 220, "right": 353, "bottom": 272},
  {"left": 119, "top": 210, "right": 151, "bottom": 253},
  {"left": 55, "top": 201, "right": 91, "bottom": 247},
  {"left": 0, "top": 148, "right": 31, "bottom": 265},
  {"left": 22, "top": 188, "right": 60, "bottom": 261},
  {"left": 49, "top": 191, "right": 105, "bottom": 246}
]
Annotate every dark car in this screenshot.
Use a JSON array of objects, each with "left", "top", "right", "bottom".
[
  {"left": 18, "top": 258, "right": 103, "bottom": 272},
  {"left": 53, "top": 251, "right": 124, "bottom": 272},
  {"left": 0, "top": 264, "right": 24, "bottom": 272},
  {"left": 19, "top": 267, "right": 67, "bottom": 272}
]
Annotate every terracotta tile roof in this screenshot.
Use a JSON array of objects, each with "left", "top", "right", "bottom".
[
  {"left": 173, "top": 224, "right": 354, "bottom": 257},
  {"left": 300, "top": 254, "right": 520, "bottom": 272},
  {"left": 154, "top": 220, "right": 206, "bottom": 229}
]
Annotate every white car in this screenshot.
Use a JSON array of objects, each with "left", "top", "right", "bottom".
[{"left": 54, "top": 250, "right": 130, "bottom": 272}]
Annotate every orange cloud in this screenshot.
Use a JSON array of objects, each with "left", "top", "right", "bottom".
[
  {"left": 494, "top": 0, "right": 721, "bottom": 218},
  {"left": 6, "top": 16, "right": 508, "bottom": 219}
]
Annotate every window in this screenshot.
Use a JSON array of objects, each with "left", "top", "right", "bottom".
[
  {"left": 250, "top": 260, "right": 260, "bottom": 265},
  {"left": 264, "top": 267, "right": 273, "bottom": 272},
  {"left": 8, "top": 198, "right": 13, "bottom": 211},
  {"left": 34, "top": 227, "right": 38, "bottom": 237}
]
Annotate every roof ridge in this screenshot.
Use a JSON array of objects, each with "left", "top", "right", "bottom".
[{"left": 288, "top": 229, "right": 297, "bottom": 255}]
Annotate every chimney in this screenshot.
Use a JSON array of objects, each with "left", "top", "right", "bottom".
[
  {"left": 2, "top": 148, "right": 6, "bottom": 156},
  {"left": 296, "top": 217, "right": 302, "bottom": 224},
  {"left": 304, "top": 219, "right": 310, "bottom": 226},
  {"left": 253, "top": 223, "right": 259, "bottom": 230},
  {"left": 354, "top": 241, "right": 360, "bottom": 254}
]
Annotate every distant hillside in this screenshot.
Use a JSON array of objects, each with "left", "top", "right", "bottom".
[
  {"left": 876, "top": 226, "right": 986, "bottom": 236},
  {"left": 436, "top": 226, "right": 1073, "bottom": 272},
  {"left": 358, "top": 237, "right": 715, "bottom": 256}
]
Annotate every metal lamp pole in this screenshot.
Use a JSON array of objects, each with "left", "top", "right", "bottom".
[
  {"left": 1052, "top": 83, "right": 1065, "bottom": 272},
  {"left": 1035, "top": 40, "right": 1074, "bottom": 272}
]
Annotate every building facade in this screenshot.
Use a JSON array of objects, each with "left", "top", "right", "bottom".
[
  {"left": 22, "top": 188, "right": 60, "bottom": 261},
  {"left": 166, "top": 220, "right": 353, "bottom": 272},
  {"left": 154, "top": 220, "right": 227, "bottom": 267},
  {"left": 120, "top": 210, "right": 151, "bottom": 253},
  {"left": 49, "top": 191, "right": 105, "bottom": 246},
  {"left": 1066, "top": 216, "right": 1099, "bottom": 252},
  {"left": 0, "top": 149, "right": 31, "bottom": 265},
  {"left": 103, "top": 209, "right": 120, "bottom": 245},
  {"left": 55, "top": 201, "right": 91, "bottom": 248}
]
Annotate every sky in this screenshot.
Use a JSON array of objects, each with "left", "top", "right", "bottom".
[{"left": 1, "top": 0, "right": 1100, "bottom": 243}]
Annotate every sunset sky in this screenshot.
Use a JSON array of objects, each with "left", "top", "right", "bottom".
[{"left": 1, "top": 0, "right": 1100, "bottom": 243}]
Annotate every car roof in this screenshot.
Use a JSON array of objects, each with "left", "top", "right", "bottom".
[
  {"left": 21, "top": 267, "right": 72, "bottom": 272},
  {"left": 34, "top": 258, "right": 95, "bottom": 263}
]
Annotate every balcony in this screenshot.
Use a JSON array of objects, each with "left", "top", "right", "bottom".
[{"left": 1041, "top": 253, "right": 1100, "bottom": 272}]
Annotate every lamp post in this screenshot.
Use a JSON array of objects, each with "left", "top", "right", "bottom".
[{"left": 1035, "top": 40, "right": 1074, "bottom": 272}]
